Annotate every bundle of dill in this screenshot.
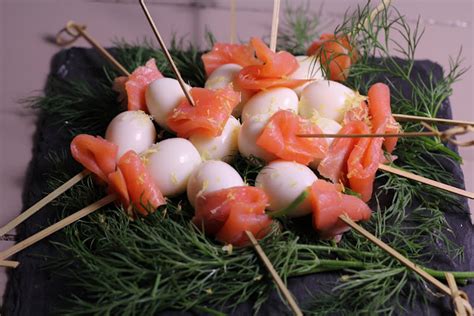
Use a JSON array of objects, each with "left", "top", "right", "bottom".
[{"left": 4, "top": 2, "right": 473, "bottom": 315}]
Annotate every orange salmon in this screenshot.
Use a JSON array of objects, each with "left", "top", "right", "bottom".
[
  {"left": 368, "top": 83, "right": 400, "bottom": 153},
  {"left": 307, "top": 34, "right": 357, "bottom": 82},
  {"left": 116, "top": 151, "right": 165, "bottom": 216},
  {"left": 202, "top": 42, "right": 261, "bottom": 76},
  {"left": 113, "top": 59, "right": 163, "bottom": 112},
  {"left": 256, "top": 110, "right": 328, "bottom": 165},
  {"left": 70, "top": 134, "right": 118, "bottom": 182},
  {"left": 235, "top": 38, "right": 308, "bottom": 91},
  {"left": 317, "top": 121, "right": 370, "bottom": 184},
  {"left": 167, "top": 87, "right": 240, "bottom": 138},
  {"left": 310, "top": 180, "right": 371, "bottom": 240},
  {"left": 193, "top": 186, "right": 272, "bottom": 247}
]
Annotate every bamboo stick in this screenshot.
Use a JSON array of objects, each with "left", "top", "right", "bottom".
[
  {"left": 230, "top": 0, "right": 237, "bottom": 44},
  {"left": 245, "top": 231, "right": 303, "bottom": 316},
  {"left": 0, "top": 194, "right": 116, "bottom": 261},
  {"left": 57, "top": 21, "right": 130, "bottom": 77},
  {"left": 378, "top": 164, "right": 474, "bottom": 199},
  {"left": 339, "top": 214, "right": 473, "bottom": 313},
  {"left": 0, "top": 260, "right": 20, "bottom": 268},
  {"left": 393, "top": 114, "right": 474, "bottom": 127},
  {"left": 138, "top": 0, "right": 195, "bottom": 107},
  {"left": 446, "top": 272, "right": 473, "bottom": 316},
  {"left": 269, "top": 0, "right": 281, "bottom": 52},
  {"left": 298, "top": 131, "right": 439, "bottom": 139},
  {"left": 298, "top": 124, "right": 473, "bottom": 142},
  {"left": 0, "top": 170, "right": 91, "bottom": 237}
]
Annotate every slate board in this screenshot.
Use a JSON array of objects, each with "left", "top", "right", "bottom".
[{"left": 2, "top": 48, "right": 473, "bottom": 315}]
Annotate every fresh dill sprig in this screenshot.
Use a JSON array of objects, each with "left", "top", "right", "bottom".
[{"left": 277, "top": 1, "right": 323, "bottom": 54}]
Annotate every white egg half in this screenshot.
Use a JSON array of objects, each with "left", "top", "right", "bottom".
[
  {"left": 238, "top": 114, "right": 277, "bottom": 162},
  {"left": 241, "top": 87, "right": 298, "bottom": 123},
  {"left": 256, "top": 160, "right": 317, "bottom": 218},
  {"left": 205, "top": 63, "right": 242, "bottom": 90},
  {"left": 290, "top": 55, "right": 324, "bottom": 96},
  {"left": 105, "top": 110, "right": 156, "bottom": 158},
  {"left": 189, "top": 116, "right": 241, "bottom": 162},
  {"left": 145, "top": 78, "right": 191, "bottom": 130},
  {"left": 187, "top": 160, "right": 244, "bottom": 207},
  {"left": 299, "top": 80, "right": 357, "bottom": 123},
  {"left": 314, "top": 117, "right": 342, "bottom": 146},
  {"left": 144, "top": 138, "right": 202, "bottom": 197},
  {"left": 204, "top": 63, "right": 251, "bottom": 117},
  {"left": 308, "top": 117, "right": 342, "bottom": 170}
]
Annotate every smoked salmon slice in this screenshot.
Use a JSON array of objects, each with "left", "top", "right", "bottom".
[
  {"left": 345, "top": 84, "right": 399, "bottom": 201},
  {"left": 307, "top": 34, "right": 357, "bottom": 82},
  {"left": 193, "top": 186, "right": 272, "bottom": 247},
  {"left": 317, "top": 121, "right": 370, "bottom": 184},
  {"left": 256, "top": 110, "right": 328, "bottom": 165},
  {"left": 235, "top": 38, "right": 309, "bottom": 91},
  {"left": 167, "top": 87, "right": 241, "bottom": 138},
  {"left": 107, "top": 169, "right": 131, "bottom": 214},
  {"left": 201, "top": 42, "right": 261, "bottom": 76},
  {"left": 113, "top": 58, "right": 163, "bottom": 112},
  {"left": 310, "top": 180, "right": 372, "bottom": 240},
  {"left": 367, "top": 83, "right": 400, "bottom": 153},
  {"left": 71, "top": 134, "right": 118, "bottom": 182},
  {"left": 346, "top": 125, "right": 384, "bottom": 202},
  {"left": 116, "top": 150, "right": 166, "bottom": 216}
]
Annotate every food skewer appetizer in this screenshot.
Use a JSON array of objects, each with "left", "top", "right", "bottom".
[
  {"left": 4, "top": 1, "right": 474, "bottom": 314},
  {"left": 5, "top": 0, "right": 474, "bottom": 240}
]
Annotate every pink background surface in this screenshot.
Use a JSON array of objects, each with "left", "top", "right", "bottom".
[{"left": 0, "top": 0, "right": 473, "bottom": 303}]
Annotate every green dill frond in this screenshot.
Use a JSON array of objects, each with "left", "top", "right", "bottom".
[
  {"left": 26, "top": 78, "right": 121, "bottom": 136},
  {"left": 277, "top": 1, "right": 323, "bottom": 54}
]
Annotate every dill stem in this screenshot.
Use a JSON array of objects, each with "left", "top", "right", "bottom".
[
  {"left": 421, "top": 267, "right": 474, "bottom": 282},
  {"left": 295, "top": 244, "right": 378, "bottom": 258},
  {"left": 290, "top": 258, "right": 474, "bottom": 285}
]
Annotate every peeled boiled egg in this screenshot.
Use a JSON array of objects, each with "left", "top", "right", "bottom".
[
  {"left": 308, "top": 117, "right": 342, "bottom": 170},
  {"left": 187, "top": 160, "right": 244, "bottom": 207},
  {"left": 290, "top": 55, "right": 324, "bottom": 96},
  {"left": 241, "top": 87, "right": 298, "bottom": 123},
  {"left": 256, "top": 160, "right": 317, "bottom": 218},
  {"left": 313, "top": 117, "right": 342, "bottom": 146},
  {"left": 238, "top": 114, "right": 277, "bottom": 162},
  {"left": 204, "top": 63, "right": 251, "bottom": 117},
  {"left": 189, "top": 116, "right": 241, "bottom": 162},
  {"left": 105, "top": 110, "right": 156, "bottom": 158},
  {"left": 145, "top": 78, "right": 191, "bottom": 130},
  {"left": 299, "top": 80, "right": 358, "bottom": 123},
  {"left": 143, "top": 138, "right": 202, "bottom": 197}
]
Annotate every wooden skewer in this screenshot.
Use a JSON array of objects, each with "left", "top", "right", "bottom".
[
  {"left": 393, "top": 114, "right": 474, "bottom": 127},
  {"left": 0, "top": 260, "right": 20, "bottom": 268},
  {"left": 298, "top": 124, "right": 473, "bottom": 142},
  {"left": 245, "top": 231, "right": 303, "bottom": 316},
  {"left": 269, "top": 0, "right": 281, "bottom": 52},
  {"left": 139, "top": 0, "right": 195, "bottom": 107},
  {"left": 446, "top": 272, "right": 473, "bottom": 316},
  {"left": 56, "top": 21, "right": 130, "bottom": 77},
  {"left": 230, "top": 0, "right": 237, "bottom": 44},
  {"left": 0, "top": 194, "right": 116, "bottom": 261},
  {"left": 298, "top": 131, "right": 439, "bottom": 139},
  {"left": 339, "top": 214, "right": 473, "bottom": 312},
  {"left": 0, "top": 170, "right": 91, "bottom": 237},
  {"left": 378, "top": 164, "right": 474, "bottom": 199}
]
